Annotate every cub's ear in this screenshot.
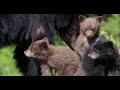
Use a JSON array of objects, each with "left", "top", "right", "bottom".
[
  {"left": 39, "top": 42, "right": 48, "bottom": 50},
  {"left": 96, "top": 16, "right": 103, "bottom": 23},
  {"left": 104, "top": 41, "right": 113, "bottom": 48},
  {"left": 42, "top": 37, "right": 49, "bottom": 44},
  {"left": 79, "top": 15, "right": 86, "bottom": 23}
]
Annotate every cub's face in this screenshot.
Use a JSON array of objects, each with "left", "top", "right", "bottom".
[
  {"left": 79, "top": 15, "right": 103, "bottom": 38},
  {"left": 24, "top": 37, "right": 49, "bottom": 61},
  {"left": 88, "top": 37, "right": 114, "bottom": 59}
]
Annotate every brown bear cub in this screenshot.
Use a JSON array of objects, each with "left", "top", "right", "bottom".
[
  {"left": 55, "top": 15, "right": 102, "bottom": 59},
  {"left": 24, "top": 37, "right": 85, "bottom": 76},
  {"left": 72, "top": 15, "right": 103, "bottom": 58}
]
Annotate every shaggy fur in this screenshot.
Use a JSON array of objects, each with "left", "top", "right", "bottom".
[
  {"left": 0, "top": 14, "right": 80, "bottom": 76},
  {"left": 86, "top": 35, "right": 120, "bottom": 76},
  {"left": 73, "top": 15, "right": 103, "bottom": 58},
  {"left": 55, "top": 15, "right": 103, "bottom": 76},
  {"left": 56, "top": 15, "right": 102, "bottom": 58},
  {"left": 24, "top": 37, "right": 85, "bottom": 76}
]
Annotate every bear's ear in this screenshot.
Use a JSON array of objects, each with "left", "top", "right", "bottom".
[
  {"left": 96, "top": 16, "right": 103, "bottom": 23},
  {"left": 79, "top": 15, "right": 86, "bottom": 23},
  {"left": 39, "top": 42, "right": 48, "bottom": 50},
  {"left": 42, "top": 37, "right": 49, "bottom": 44},
  {"left": 104, "top": 41, "right": 113, "bottom": 48}
]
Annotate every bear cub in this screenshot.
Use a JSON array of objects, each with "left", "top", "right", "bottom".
[
  {"left": 72, "top": 15, "right": 103, "bottom": 58},
  {"left": 88, "top": 35, "right": 120, "bottom": 76},
  {"left": 24, "top": 37, "right": 85, "bottom": 76}
]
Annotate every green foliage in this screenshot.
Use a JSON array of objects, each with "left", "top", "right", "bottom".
[
  {"left": 100, "top": 31, "right": 119, "bottom": 47},
  {"left": 54, "top": 33, "right": 67, "bottom": 46},
  {"left": 52, "top": 69, "right": 56, "bottom": 76},
  {"left": 0, "top": 45, "right": 22, "bottom": 76},
  {"left": 101, "top": 14, "right": 120, "bottom": 48}
]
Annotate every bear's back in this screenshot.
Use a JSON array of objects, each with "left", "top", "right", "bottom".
[{"left": 48, "top": 46, "right": 80, "bottom": 66}]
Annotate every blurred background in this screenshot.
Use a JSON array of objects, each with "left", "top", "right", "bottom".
[{"left": 0, "top": 14, "right": 120, "bottom": 76}]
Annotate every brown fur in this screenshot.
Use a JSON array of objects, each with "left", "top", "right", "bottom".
[
  {"left": 40, "top": 63, "right": 52, "bottom": 76},
  {"left": 71, "top": 15, "right": 103, "bottom": 58},
  {"left": 24, "top": 37, "right": 85, "bottom": 76},
  {"left": 118, "top": 48, "right": 120, "bottom": 55},
  {"left": 34, "top": 25, "right": 45, "bottom": 39}
]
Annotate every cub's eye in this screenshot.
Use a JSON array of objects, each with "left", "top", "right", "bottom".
[
  {"left": 96, "top": 49, "right": 100, "bottom": 53},
  {"left": 84, "top": 28, "right": 87, "bottom": 31},
  {"left": 30, "top": 48, "right": 34, "bottom": 51},
  {"left": 91, "top": 28, "right": 96, "bottom": 31}
]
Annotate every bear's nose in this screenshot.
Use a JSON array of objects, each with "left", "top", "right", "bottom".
[{"left": 24, "top": 50, "right": 27, "bottom": 55}]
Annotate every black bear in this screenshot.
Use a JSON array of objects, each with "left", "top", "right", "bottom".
[
  {"left": 86, "top": 35, "right": 120, "bottom": 76},
  {"left": 0, "top": 14, "right": 80, "bottom": 76},
  {"left": 24, "top": 37, "right": 85, "bottom": 76}
]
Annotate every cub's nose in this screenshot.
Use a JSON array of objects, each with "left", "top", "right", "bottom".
[
  {"left": 24, "top": 50, "right": 27, "bottom": 55},
  {"left": 24, "top": 50, "right": 29, "bottom": 56},
  {"left": 24, "top": 50, "right": 33, "bottom": 57}
]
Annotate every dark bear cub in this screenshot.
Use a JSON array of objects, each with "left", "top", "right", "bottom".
[
  {"left": 24, "top": 37, "right": 85, "bottom": 76},
  {"left": 88, "top": 35, "right": 120, "bottom": 76}
]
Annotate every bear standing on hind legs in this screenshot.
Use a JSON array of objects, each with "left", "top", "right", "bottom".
[
  {"left": 0, "top": 14, "right": 80, "bottom": 76},
  {"left": 55, "top": 15, "right": 103, "bottom": 57},
  {"left": 73, "top": 15, "right": 103, "bottom": 57}
]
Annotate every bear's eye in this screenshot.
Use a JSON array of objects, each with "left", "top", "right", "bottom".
[
  {"left": 92, "top": 49, "right": 99, "bottom": 54},
  {"left": 91, "top": 28, "right": 96, "bottom": 31},
  {"left": 96, "top": 49, "right": 100, "bottom": 53},
  {"left": 30, "top": 48, "right": 34, "bottom": 51},
  {"left": 85, "top": 28, "right": 88, "bottom": 30},
  {"left": 93, "top": 48, "right": 96, "bottom": 51},
  {"left": 84, "top": 28, "right": 87, "bottom": 31}
]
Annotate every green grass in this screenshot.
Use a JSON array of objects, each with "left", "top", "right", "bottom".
[{"left": 0, "top": 45, "right": 22, "bottom": 76}]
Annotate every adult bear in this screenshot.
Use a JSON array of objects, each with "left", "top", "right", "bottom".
[{"left": 0, "top": 14, "right": 80, "bottom": 76}]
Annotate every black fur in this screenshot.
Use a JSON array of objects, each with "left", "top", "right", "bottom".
[
  {"left": 0, "top": 14, "right": 80, "bottom": 76},
  {"left": 83, "top": 35, "right": 120, "bottom": 76},
  {"left": 94, "top": 53, "right": 120, "bottom": 76},
  {"left": 54, "top": 14, "right": 80, "bottom": 50}
]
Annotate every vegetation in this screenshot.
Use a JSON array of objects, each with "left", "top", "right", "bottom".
[
  {"left": 0, "top": 14, "right": 119, "bottom": 76},
  {"left": 0, "top": 45, "right": 22, "bottom": 76},
  {"left": 101, "top": 14, "right": 120, "bottom": 47}
]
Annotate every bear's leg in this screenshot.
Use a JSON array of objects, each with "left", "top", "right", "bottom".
[
  {"left": 56, "top": 70, "right": 64, "bottom": 76},
  {"left": 40, "top": 64, "right": 52, "bottom": 76}
]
